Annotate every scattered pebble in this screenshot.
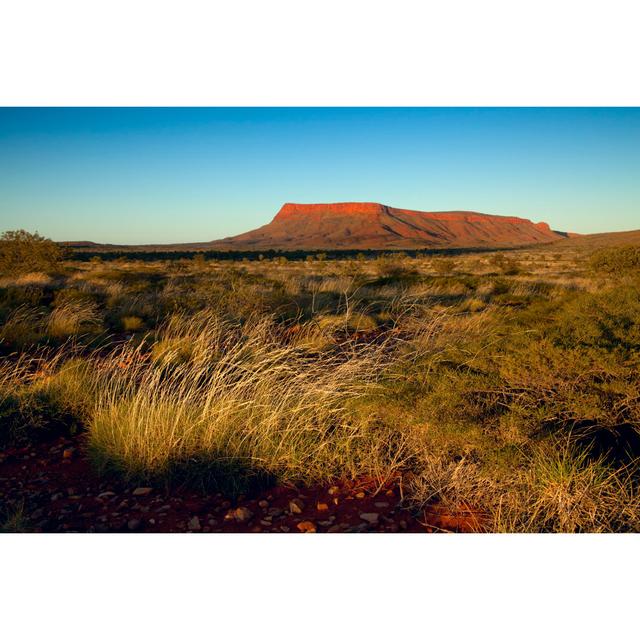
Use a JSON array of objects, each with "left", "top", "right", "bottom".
[
  {"left": 127, "top": 519, "right": 142, "bottom": 531},
  {"left": 132, "top": 487, "right": 153, "bottom": 496},
  {"left": 289, "top": 498, "right": 305, "bottom": 514},
  {"left": 296, "top": 520, "right": 317, "bottom": 533},
  {"left": 225, "top": 506, "right": 253, "bottom": 522},
  {"left": 359, "top": 513, "right": 379, "bottom": 524}
]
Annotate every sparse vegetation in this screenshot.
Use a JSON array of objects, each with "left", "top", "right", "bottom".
[{"left": 1, "top": 232, "right": 639, "bottom": 531}]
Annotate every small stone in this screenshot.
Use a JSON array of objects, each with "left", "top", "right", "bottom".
[
  {"left": 388, "top": 523, "right": 400, "bottom": 533},
  {"left": 355, "top": 491, "right": 365, "bottom": 499},
  {"left": 374, "top": 502, "right": 389, "bottom": 508},
  {"left": 332, "top": 497, "right": 339, "bottom": 505},
  {"left": 258, "top": 500, "right": 269, "bottom": 509},
  {"left": 127, "top": 519, "right": 142, "bottom": 531},
  {"left": 225, "top": 507, "right": 253, "bottom": 522},
  {"left": 132, "top": 487, "right": 153, "bottom": 496},
  {"left": 260, "top": 520, "right": 272, "bottom": 527},
  {"left": 327, "top": 524, "right": 343, "bottom": 533},
  {"left": 188, "top": 516, "right": 201, "bottom": 531},
  {"left": 328, "top": 486, "right": 340, "bottom": 495},
  {"left": 399, "top": 520, "right": 407, "bottom": 530},
  {"left": 296, "top": 520, "right": 317, "bottom": 533},
  {"left": 289, "top": 498, "right": 305, "bottom": 514},
  {"left": 62, "top": 448, "right": 75, "bottom": 459},
  {"left": 359, "top": 512, "right": 379, "bottom": 524},
  {"left": 316, "top": 502, "right": 329, "bottom": 511},
  {"left": 208, "top": 518, "right": 218, "bottom": 526},
  {"left": 319, "top": 520, "right": 333, "bottom": 526},
  {"left": 280, "top": 525, "right": 290, "bottom": 532},
  {"left": 267, "top": 507, "right": 283, "bottom": 517},
  {"left": 97, "top": 491, "right": 116, "bottom": 499},
  {"left": 149, "top": 518, "right": 156, "bottom": 525}
]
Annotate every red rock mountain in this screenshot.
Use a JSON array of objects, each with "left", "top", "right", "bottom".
[{"left": 211, "top": 202, "right": 566, "bottom": 250}]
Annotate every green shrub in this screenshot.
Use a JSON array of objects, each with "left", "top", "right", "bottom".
[
  {"left": 589, "top": 245, "right": 640, "bottom": 274},
  {"left": 375, "top": 254, "right": 416, "bottom": 280},
  {"left": 0, "top": 230, "right": 65, "bottom": 275},
  {"left": 488, "top": 253, "right": 521, "bottom": 275}
]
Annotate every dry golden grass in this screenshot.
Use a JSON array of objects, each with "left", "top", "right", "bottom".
[
  {"left": 86, "top": 312, "right": 409, "bottom": 489},
  {"left": 1, "top": 237, "right": 639, "bottom": 529}
]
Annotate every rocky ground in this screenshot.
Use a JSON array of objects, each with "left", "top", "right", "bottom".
[{"left": 0, "top": 434, "right": 482, "bottom": 533}]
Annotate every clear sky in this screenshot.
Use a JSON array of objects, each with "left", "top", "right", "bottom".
[{"left": 0, "top": 107, "right": 638, "bottom": 243}]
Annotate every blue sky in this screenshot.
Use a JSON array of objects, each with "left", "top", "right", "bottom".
[{"left": 0, "top": 107, "right": 638, "bottom": 243}]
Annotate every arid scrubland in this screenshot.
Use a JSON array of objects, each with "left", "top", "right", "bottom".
[{"left": 1, "top": 234, "right": 640, "bottom": 532}]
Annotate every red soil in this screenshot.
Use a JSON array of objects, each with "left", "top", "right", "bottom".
[
  {"left": 212, "top": 202, "right": 566, "bottom": 250},
  {"left": 0, "top": 434, "right": 484, "bottom": 533}
]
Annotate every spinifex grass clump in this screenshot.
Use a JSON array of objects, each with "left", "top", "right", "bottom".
[
  {"left": 0, "top": 349, "right": 96, "bottom": 445},
  {"left": 87, "top": 311, "right": 406, "bottom": 492},
  {"left": 47, "top": 299, "right": 102, "bottom": 338}
]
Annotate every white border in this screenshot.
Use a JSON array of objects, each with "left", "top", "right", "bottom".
[
  {"left": 1, "top": 0, "right": 639, "bottom": 106},
  {"left": 1, "top": 534, "right": 638, "bottom": 639}
]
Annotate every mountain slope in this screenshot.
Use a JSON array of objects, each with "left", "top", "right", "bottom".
[{"left": 211, "top": 202, "right": 566, "bottom": 250}]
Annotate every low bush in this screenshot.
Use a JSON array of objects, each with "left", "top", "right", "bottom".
[
  {"left": 589, "top": 245, "right": 640, "bottom": 275},
  {"left": 488, "top": 253, "right": 521, "bottom": 275},
  {"left": 0, "top": 230, "right": 65, "bottom": 275}
]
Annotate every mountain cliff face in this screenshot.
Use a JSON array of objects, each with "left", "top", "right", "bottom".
[{"left": 211, "top": 202, "right": 566, "bottom": 250}]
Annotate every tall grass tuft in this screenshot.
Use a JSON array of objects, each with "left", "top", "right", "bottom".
[
  {"left": 87, "top": 311, "right": 406, "bottom": 491},
  {"left": 47, "top": 300, "right": 102, "bottom": 338}
]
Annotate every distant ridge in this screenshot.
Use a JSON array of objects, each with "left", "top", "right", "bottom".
[{"left": 210, "top": 202, "right": 567, "bottom": 250}]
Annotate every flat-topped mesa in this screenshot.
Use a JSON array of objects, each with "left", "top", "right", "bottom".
[
  {"left": 213, "top": 201, "right": 565, "bottom": 250},
  {"left": 274, "top": 202, "right": 544, "bottom": 226},
  {"left": 275, "top": 202, "right": 387, "bottom": 219}
]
